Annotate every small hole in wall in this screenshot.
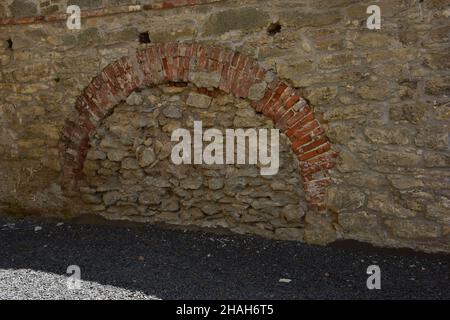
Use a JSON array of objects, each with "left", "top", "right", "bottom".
[
  {"left": 5, "top": 38, "right": 13, "bottom": 50},
  {"left": 267, "top": 22, "right": 282, "bottom": 36},
  {"left": 139, "top": 32, "right": 151, "bottom": 44}
]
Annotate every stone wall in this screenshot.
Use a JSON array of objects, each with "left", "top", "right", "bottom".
[
  {"left": 0, "top": 0, "right": 449, "bottom": 253},
  {"left": 80, "top": 86, "right": 307, "bottom": 240}
]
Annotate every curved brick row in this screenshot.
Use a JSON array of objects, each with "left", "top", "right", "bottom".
[{"left": 60, "top": 42, "right": 337, "bottom": 211}]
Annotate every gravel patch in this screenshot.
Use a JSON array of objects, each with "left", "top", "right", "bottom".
[{"left": 0, "top": 268, "right": 157, "bottom": 300}]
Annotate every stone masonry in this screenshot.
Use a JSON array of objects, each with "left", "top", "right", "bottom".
[{"left": 0, "top": 0, "right": 449, "bottom": 253}]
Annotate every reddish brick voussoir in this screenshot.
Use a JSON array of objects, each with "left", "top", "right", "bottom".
[
  {"left": 250, "top": 78, "right": 335, "bottom": 210},
  {"left": 61, "top": 42, "right": 337, "bottom": 211}
]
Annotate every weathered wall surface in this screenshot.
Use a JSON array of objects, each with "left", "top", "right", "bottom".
[
  {"left": 0, "top": 0, "right": 449, "bottom": 253},
  {"left": 80, "top": 86, "right": 307, "bottom": 240}
]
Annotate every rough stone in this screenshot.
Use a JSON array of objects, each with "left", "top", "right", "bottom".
[
  {"left": 203, "top": 8, "right": 269, "bottom": 36},
  {"left": 281, "top": 205, "right": 304, "bottom": 224},
  {"left": 390, "top": 104, "right": 426, "bottom": 124},
  {"left": 161, "top": 198, "right": 180, "bottom": 212},
  {"left": 70, "top": 0, "right": 102, "bottom": 10},
  {"left": 368, "top": 193, "right": 417, "bottom": 218},
  {"left": 100, "top": 136, "right": 122, "bottom": 149},
  {"left": 162, "top": 105, "right": 182, "bottom": 119},
  {"left": 357, "top": 83, "right": 391, "bottom": 101},
  {"left": 87, "top": 150, "right": 107, "bottom": 160},
  {"left": 388, "top": 175, "right": 424, "bottom": 189},
  {"left": 415, "top": 127, "right": 449, "bottom": 150},
  {"left": 186, "top": 93, "right": 212, "bottom": 109},
  {"left": 103, "top": 191, "right": 122, "bottom": 206},
  {"left": 200, "top": 203, "right": 222, "bottom": 216},
  {"left": 327, "top": 186, "right": 365, "bottom": 212},
  {"left": 424, "top": 152, "right": 450, "bottom": 168},
  {"left": 275, "top": 228, "right": 304, "bottom": 240},
  {"left": 373, "top": 148, "right": 422, "bottom": 167},
  {"left": 282, "top": 10, "right": 341, "bottom": 27},
  {"left": 338, "top": 211, "right": 385, "bottom": 242},
  {"left": 181, "top": 208, "right": 204, "bottom": 221},
  {"left": 81, "top": 194, "right": 102, "bottom": 205},
  {"left": 305, "top": 86, "right": 337, "bottom": 105},
  {"left": 136, "top": 147, "right": 156, "bottom": 167},
  {"left": 424, "top": 77, "right": 450, "bottom": 96},
  {"left": 248, "top": 82, "right": 267, "bottom": 101},
  {"left": 144, "top": 176, "right": 171, "bottom": 188},
  {"left": 208, "top": 178, "right": 224, "bottom": 190},
  {"left": 180, "top": 175, "right": 203, "bottom": 190},
  {"left": 426, "top": 204, "right": 450, "bottom": 224},
  {"left": 78, "top": 28, "right": 101, "bottom": 47},
  {"left": 107, "top": 150, "right": 128, "bottom": 162},
  {"left": 121, "top": 158, "right": 139, "bottom": 170},
  {"left": 157, "top": 211, "right": 179, "bottom": 221},
  {"left": 126, "top": 92, "right": 144, "bottom": 106},
  {"left": 139, "top": 191, "right": 162, "bottom": 206},
  {"left": 189, "top": 72, "right": 221, "bottom": 89},
  {"left": 385, "top": 219, "right": 442, "bottom": 239},
  {"left": 304, "top": 212, "right": 337, "bottom": 245},
  {"left": 364, "top": 127, "right": 412, "bottom": 145},
  {"left": 9, "top": 0, "right": 37, "bottom": 18}
]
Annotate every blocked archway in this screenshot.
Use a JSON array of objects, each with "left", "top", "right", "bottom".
[{"left": 60, "top": 42, "right": 337, "bottom": 211}]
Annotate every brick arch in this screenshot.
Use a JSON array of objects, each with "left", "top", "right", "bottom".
[{"left": 60, "top": 42, "right": 337, "bottom": 211}]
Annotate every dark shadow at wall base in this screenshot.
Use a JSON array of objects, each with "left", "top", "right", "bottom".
[{"left": 0, "top": 215, "right": 448, "bottom": 299}]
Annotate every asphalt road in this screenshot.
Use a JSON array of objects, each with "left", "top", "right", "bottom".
[{"left": 0, "top": 215, "right": 449, "bottom": 300}]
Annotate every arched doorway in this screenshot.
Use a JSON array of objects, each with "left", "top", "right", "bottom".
[{"left": 59, "top": 42, "right": 337, "bottom": 240}]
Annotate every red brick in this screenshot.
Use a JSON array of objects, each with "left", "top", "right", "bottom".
[
  {"left": 210, "top": 47, "right": 221, "bottom": 61},
  {"left": 256, "top": 68, "right": 266, "bottom": 81},
  {"left": 236, "top": 55, "right": 248, "bottom": 71},
  {"left": 162, "top": 58, "right": 172, "bottom": 81},
  {"left": 300, "top": 152, "right": 337, "bottom": 175},
  {"left": 218, "top": 49, "right": 234, "bottom": 65},
  {"left": 292, "top": 120, "right": 320, "bottom": 140},
  {"left": 286, "top": 105, "right": 312, "bottom": 128},
  {"left": 166, "top": 42, "right": 179, "bottom": 57},
  {"left": 77, "top": 96, "right": 105, "bottom": 123},
  {"left": 78, "top": 113, "right": 96, "bottom": 132},
  {"left": 230, "top": 69, "right": 243, "bottom": 95},
  {"left": 63, "top": 120, "right": 86, "bottom": 142},
  {"left": 157, "top": 43, "right": 166, "bottom": 60},
  {"left": 101, "top": 57, "right": 139, "bottom": 98},
  {"left": 285, "top": 94, "right": 301, "bottom": 109},
  {"left": 301, "top": 136, "right": 329, "bottom": 153},
  {"left": 275, "top": 109, "right": 295, "bottom": 130},
  {"left": 231, "top": 52, "right": 241, "bottom": 68},
  {"left": 197, "top": 47, "right": 209, "bottom": 70},
  {"left": 298, "top": 143, "right": 331, "bottom": 161},
  {"left": 252, "top": 89, "right": 273, "bottom": 112},
  {"left": 286, "top": 115, "right": 316, "bottom": 139},
  {"left": 236, "top": 75, "right": 254, "bottom": 98},
  {"left": 273, "top": 89, "right": 298, "bottom": 119},
  {"left": 218, "top": 64, "right": 231, "bottom": 92},
  {"left": 84, "top": 80, "right": 114, "bottom": 112},
  {"left": 304, "top": 177, "right": 332, "bottom": 191},
  {"left": 264, "top": 100, "right": 281, "bottom": 119},
  {"left": 291, "top": 134, "right": 313, "bottom": 151},
  {"left": 274, "top": 82, "right": 288, "bottom": 96},
  {"left": 260, "top": 83, "right": 288, "bottom": 115},
  {"left": 260, "top": 95, "right": 278, "bottom": 116},
  {"left": 224, "top": 67, "right": 239, "bottom": 93}
]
